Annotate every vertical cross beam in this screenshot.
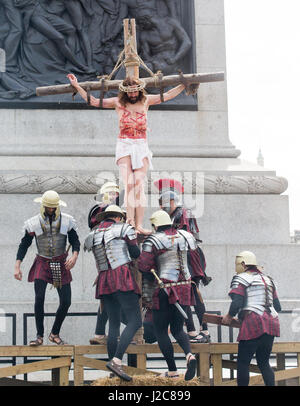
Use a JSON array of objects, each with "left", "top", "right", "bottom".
[{"left": 123, "top": 18, "right": 140, "bottom": 80}]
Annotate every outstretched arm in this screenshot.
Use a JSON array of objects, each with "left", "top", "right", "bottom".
[
  {"left": 147, "top": 84, "right": 185, "bottom": 106},
  {"left": 67, "top": 74, "right": 117, "bottom": 108}
]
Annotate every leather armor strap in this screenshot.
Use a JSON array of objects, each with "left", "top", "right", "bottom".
[
  {"left": 259, "top": 273, "right": 272, "bottom": 311},
  {"left": 160, "top": 280, "right": 192, "bottom": 288}
]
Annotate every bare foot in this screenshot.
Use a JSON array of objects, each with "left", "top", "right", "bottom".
[
  {"left": 136, "top": 225, "right": 152, "bottom": 235},
  {"left": 126, "top": 218, "right": 135, "bottom": 227}
]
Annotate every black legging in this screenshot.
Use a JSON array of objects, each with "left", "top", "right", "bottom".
[
  {"left": 102, "top": 291, "right": 142, "bottom": 360},
  {"left": 34, "top": 279, "right": 71, "bottom": 337},
  {"left": 237, "top": 333, "right": 275, "bottom": 386},
  {"left": 185, "top": 282, "right": 208, "bottom": 332},
  {"left": 152, "top": 290, "right": 191, "bottom": 372},
  {"left": 95, "top": 302, "right": 109, "bottom": 335},
  {"left": 94, "top": 301, "right": 127, "bottom": 335}
]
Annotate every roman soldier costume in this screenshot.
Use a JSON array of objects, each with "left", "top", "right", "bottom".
[
  {"left": 225, "top": 251, "right": 281, "bottom": 386},
  {"left": 87, "top": 181, "right": 121, "bottom": 345},
  {"left": 84, "top": 205, "right": 141, "bottom": 382},
  {"left": 138, "top": 210, "right": 197, "bottom": 381},
  {"left": 15, "top": 190, "right": 80, "bottom": 346},
  {"left": 154, "top": 178, "right": 211, "bottom": 343}
]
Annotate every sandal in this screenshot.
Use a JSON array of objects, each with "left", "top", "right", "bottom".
[
  {"left": 160, "top": 371, "right": 180, "bottom": 378},
  {"left": 185, "top": 354, "right": 196, "bottom": 381},
  {"left": 89, "top": 336, "right": 107, "bottom": 345},
  {"left": 29, "top": 336, "right": 43, "bottom": 346},
  {"left": 106, "top": 359, "right": 132, "bottom": 382},
  {"left": 49, "top": 333, "right": 66, "bottom": 345},
  {"left": 188, "top": 333, "right": 211, "bottom": 343},
  {"left": 188, "top": 333, "right": 202, "bottom": 343},
  {"left": 198, "top": 332, "right": 211, "bottom": 343}
]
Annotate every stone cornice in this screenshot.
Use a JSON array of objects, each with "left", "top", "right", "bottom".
[{"left": 0, "top": 174, "right": 288, "bottom": 195}]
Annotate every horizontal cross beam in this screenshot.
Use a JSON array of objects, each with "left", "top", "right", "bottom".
[{"left": 36, "top": 72, "right": 224, "bottom": 97}]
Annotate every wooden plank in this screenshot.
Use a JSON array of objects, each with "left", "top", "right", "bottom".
[
  {"left": 76, "top": 355, "right": 159, "bottom": 376},
  {"left": 52, "top": 364, "right": 70, "bottom": 387},
  {"left": 203, "top": 313, "right": 241, "bottom": 328},
  {"left": 0, "top": 357, "right": 71, "bottom": 378},
  {"left": 0, "top": 345, "right": 73, "bottom": 357},
  {"left": 75, "top": 343, "right": 209, "bottom": 356},
  {"left": 208, "top": 343, "right": 239, "bottom": 354},
  {"left": 74, "top": 345, "right": 107, "bottom": 355},
  {"left": 272, "top": 343, "right": 300, "bottom": 353},
  {"left": 36, "top": 72, "right": 225, "bottom": 97},
  {"left": 211, "top": 354, "right": 223, "bottom": 386},
  {"left": 221, "top": 366, "right": 300, "bottom": 386},
  {"left": 59, "top": 366, "right": 70, "bottom": 386},
  {"left": 208, "top": 342, "right": 300, "bottom": 355},
  {"left": 199, "top": 352, "right": 210, "bottom": 384},
  {"left": 222, "top": 360, "right": 261, "bottom": 374},
  {"left": 220, "top": 374, "right": 264, "bottom": 386},
  {"left": 73, "top": 354, "right": 85, "bottom": 386},
  {"left": 136, "top": 354, "right": 147, "bottom": 370},
  {"left": 249, "top": 367, "right": 300, "bottom": 386},
  {"left": 274, "top": 366, "right": 300, "bottom": 382},
  {"left": 123, "top": 18, "right": 139, "bottom": 79},
  {"left": 276, "top": 353, "right": 286, "bottom": 386},
  {"left": 219, "top": 378, "right": 237, "bottom": 386}
]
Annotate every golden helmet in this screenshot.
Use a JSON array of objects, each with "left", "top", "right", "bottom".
[
  {"left": 150, "top": 210, "right": 172, "bottom": 228},
  {"left": 94, "top": 181, "right": 120, "bottom": 203},
  {"left": 235, "top": 251, "right": 257, "bottom": 274},
  {"left": 34, "top": 190, "right": 66, "bottom": 220}
]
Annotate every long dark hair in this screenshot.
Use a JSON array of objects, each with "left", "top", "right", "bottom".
[{"left": 118, "top": 78, "right": 147, "bottom": 107}]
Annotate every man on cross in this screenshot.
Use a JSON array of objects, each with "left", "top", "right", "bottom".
[{"left": 67, "top": 73, "right": 186, "bottom": 234}]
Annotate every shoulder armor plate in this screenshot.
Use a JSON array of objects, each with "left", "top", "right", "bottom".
[
  {"left": 177, "top": 229, "right": 198, "bottom": 250},
  {"left": 84, "top": 231, "right": 95, "bottom": 252},
  {"left": 23, "top": 215, "right": 43, "bottom": 236},
  {"left": 60, "top": 212, "right": 78, "bottom": 235},
  {"left": 121, "top": 223, "right": 137, "bottom": 240}
]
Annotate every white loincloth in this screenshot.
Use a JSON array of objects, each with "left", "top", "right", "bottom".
[{"left": 115, "top": 138, "right": 153, "bottom": 170}]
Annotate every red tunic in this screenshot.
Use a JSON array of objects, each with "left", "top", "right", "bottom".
[
  {"left": 28, "top": 252, "right": 72, "bottom": 285},
  {"left": 95, "top": 220, "right": 141, "bottom": 298},
  {"left": 138, "top": 228, "right": 196, "bottom": 310},
  {"left": 229, "top": 282, "right": 280, "bottom": 341}
]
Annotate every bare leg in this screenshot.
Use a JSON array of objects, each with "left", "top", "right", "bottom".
[
  {"left": 117, "top": 156, "right": 135, "bottom": 226},
  {"left": 133, "top": 158, "right": 151, "bottom": 235}
]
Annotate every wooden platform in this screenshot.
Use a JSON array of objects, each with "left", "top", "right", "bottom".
[{"left": 0, "top": 342, "right": 299, "bottom": 386}]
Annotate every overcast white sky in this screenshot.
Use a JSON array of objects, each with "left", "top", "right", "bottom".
[{"left": 224, "top": 0, "right": 300, "bottom": 233}]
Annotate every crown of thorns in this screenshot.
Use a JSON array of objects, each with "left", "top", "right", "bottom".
[{"left": 119, "top": 80, "right": 146, "bottom": 93}]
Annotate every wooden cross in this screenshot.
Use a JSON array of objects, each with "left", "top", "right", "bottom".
[
  {"left": 36, "top": 19, "right": 224, "bottom": 97},
  {"left": 123, "top": 19, "right": 139, "bottom": 80}
]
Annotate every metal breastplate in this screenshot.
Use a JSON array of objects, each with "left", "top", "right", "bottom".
[
  {"left": 105, "top": 238, "right": 131, "bottom": 270},
  {"left": 35, "top": 216, "right": 67, "bottom": 258},
  {"left": 154, "top": 232, "right": 191, "bottom": 282},
  {"left": 92, "top": 243, "right": 109, "bottom": 272},
  {"left": 232, "top": 272, "right": 278, "bottom": 317},
  {"left": 88, "top": 223, "right": 132, "bottom": 271}
]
